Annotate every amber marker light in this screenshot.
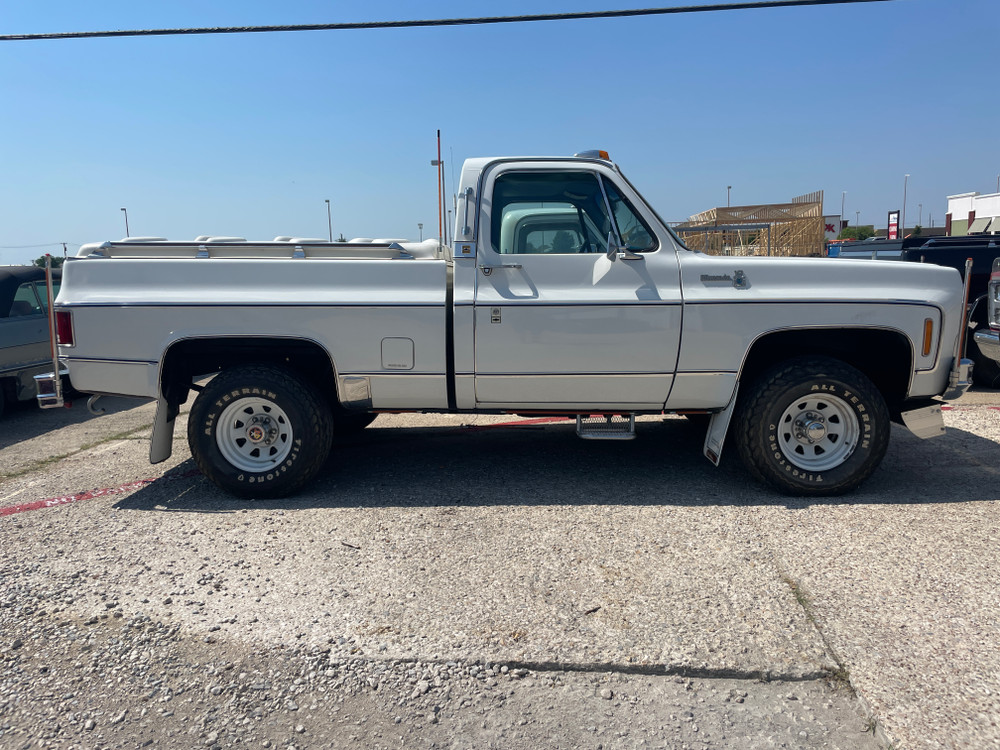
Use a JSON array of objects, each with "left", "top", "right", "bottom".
[{"left": 922, "top": 318, "right": 934, "bottom": 357}]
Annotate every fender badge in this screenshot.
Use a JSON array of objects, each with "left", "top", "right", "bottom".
[{"left": 700, "top": 271, "right": 749, "bottom": 289}]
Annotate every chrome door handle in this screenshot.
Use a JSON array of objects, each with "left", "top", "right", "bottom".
[{"left": 479, "top": 264, "right": 522, "bottom": 276}]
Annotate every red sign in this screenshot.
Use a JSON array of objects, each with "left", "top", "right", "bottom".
[{"left": 887, "top": 210, "right": 900, "bottom": 240}]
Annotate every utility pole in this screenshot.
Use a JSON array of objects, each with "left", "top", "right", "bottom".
[
  {"left": 325, "top": 199, "right": 332, "bottom": 242},
  {"left": 901, "top": 174, "right": 910, "bottom": 237}
]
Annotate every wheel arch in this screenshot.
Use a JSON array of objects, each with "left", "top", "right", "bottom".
[
  {"left": 737, "top": 326, "right": 914, "bottom": 414},
  {"left": 159, "top": 335, "right": 340, "bottom": 410}
]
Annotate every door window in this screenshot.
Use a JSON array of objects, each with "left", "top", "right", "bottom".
[
  {"left": 491, "top": 171, "right": 612, "bottom": 255},
  {"left": 34, "top": 281, "right": 59, "bottom": 311},
  {"left": 8, "top": 283, "right": 44, "bottom": 317},
  {"left": 490, "top": 170, "right": 657, "bottom": 254}
]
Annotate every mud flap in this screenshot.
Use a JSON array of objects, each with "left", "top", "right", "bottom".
[
  {"left": 150, "top": 397, "right": 175, "bottom": 464},
  {"left": 703, "top": 384, "right": 739, "bottom": 467},
  {"left": 900, "top": 403, "right": 945, "bottom": 439}
]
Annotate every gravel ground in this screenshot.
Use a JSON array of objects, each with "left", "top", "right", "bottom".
[{"left": 1, "top": 388, "right": 998, "bottom": 749}]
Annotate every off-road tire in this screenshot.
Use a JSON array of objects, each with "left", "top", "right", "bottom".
[
  {"left": 733, "top": 357, "right": 890, "bottom": 496},
  {"left": 187, "top": 365, "right": 333, "bottom": 499}
]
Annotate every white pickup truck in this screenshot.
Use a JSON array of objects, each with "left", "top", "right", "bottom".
[{"left": 43, "top": 151, "right": 972, "bottom": 498}]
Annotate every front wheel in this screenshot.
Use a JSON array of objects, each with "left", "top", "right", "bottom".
[
  {"left": 187, "top": 365, "right": 333, "bottom": 498},
  {"left": 733, "top": 357, "right": 890, "bottom": 496}
]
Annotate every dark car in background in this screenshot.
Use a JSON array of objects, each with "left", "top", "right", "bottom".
[
  {"left": 0, "top": 266, "right": 61, "bottom": 417},
  {"left": 835, "top": 234, "right": 1000, "bottom": 387}
]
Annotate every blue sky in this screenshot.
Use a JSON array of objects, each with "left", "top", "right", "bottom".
[{"left": 1, "top": 0, "right": 997, "bottom": 264}]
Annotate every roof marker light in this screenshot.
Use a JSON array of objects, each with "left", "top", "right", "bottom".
[{"left": 574, "top": 150, "right": 610, "bottom": 160}]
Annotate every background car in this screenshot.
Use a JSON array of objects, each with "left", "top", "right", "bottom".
[{"left": 0, "top": 265, "right": 61, "bottom": 417}]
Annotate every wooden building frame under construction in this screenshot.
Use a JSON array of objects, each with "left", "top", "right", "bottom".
[{"left": 673, "top": 191, "right": 825, "bottom": 257}]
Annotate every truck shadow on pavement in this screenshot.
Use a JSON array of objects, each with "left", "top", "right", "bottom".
[
  {"left": 113, "top": 418, "right": 1000, "bottom": 513},
  {"left": 0, "top": 396, "right": 148, "bottom": 451}
]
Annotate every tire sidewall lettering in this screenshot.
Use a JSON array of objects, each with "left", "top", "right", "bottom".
[
  {"left": 201, "top": 387, "right": 304, "bottom": 485},
  {"left": 187, "top": 365, "right": 332, "bottom": 499},
  {"left": 766, "top": 380, "right": 876, "bottom": 486}
]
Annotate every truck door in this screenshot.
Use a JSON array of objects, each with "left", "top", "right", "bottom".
[{"left": 472, "top": 165, "right": 682, "bottom": 410}]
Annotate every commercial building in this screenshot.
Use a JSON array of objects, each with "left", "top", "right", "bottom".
[{"left": 946, "top": 191, "right": 1000, "bottom": 236}]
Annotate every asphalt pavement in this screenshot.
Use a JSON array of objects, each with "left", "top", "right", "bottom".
[{"left": 1, "top": 387, "right": 998, "bottom": 748}]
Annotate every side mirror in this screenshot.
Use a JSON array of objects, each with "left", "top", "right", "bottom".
[
  {"left": 606, "top": 231, "right": 642, "bottom": 261},
  {"left": 605, "top": 231, "right": 618, "bottom": 262}
]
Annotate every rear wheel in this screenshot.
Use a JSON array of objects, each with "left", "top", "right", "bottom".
[
  {"left": 188, "top": 365, "right": 332, "bottom": 498},
  {"left": 734, "top": 357, "right": 890, "bottom": 496}
]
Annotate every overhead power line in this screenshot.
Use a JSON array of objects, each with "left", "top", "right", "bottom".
[
  {"left": 1, "top": 0, "right": 895, "bottom": 42},
  {"left": 0, "top": 242, "right": 79, "bottom": 249}
]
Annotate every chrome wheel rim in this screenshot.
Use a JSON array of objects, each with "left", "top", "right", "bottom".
[
  {"left": 216, "top": 397, "right": 293, "bottom": 472},
  {"left": 776, "top": 394, "right": 859, "bottom": 472}
]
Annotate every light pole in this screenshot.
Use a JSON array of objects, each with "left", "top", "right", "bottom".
[
  {"left": 841, "top": 191, "right": 846, "bottom": 233},
  {"left": 855, "top": 211, "right": 860, "bottom": 231},
  {"left": 727, "top": 186, "right": 731, "bottom": 208},
  {"left": 418, "top": 223, "right": 423, "bottom": 241},
  {"left": 918, "top": 203, "right": 922, "bottom": 227},
  {"left": 120, "top": 207, "right": 130, "bottom": 237},
  {"left": 325, "top": 199, "right": 332, "bottom": 242},
  {"left": 901, "top": 174, "right": 910, "bottom": 237}
]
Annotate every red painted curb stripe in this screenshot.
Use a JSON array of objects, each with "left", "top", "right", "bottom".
[
  {"left": 0, "top": 469, "right": 203, "bottom": 518},
  {"left": 463, "top": 416, "right": 573, "bottom": 431},
  {"left": 1, "top": 479, "right": 155, "bottom": 517}
]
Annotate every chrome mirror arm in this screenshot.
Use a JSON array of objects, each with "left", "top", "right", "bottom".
[{"left": 606, "top": 232, "right": 642, "bottom": 261}]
